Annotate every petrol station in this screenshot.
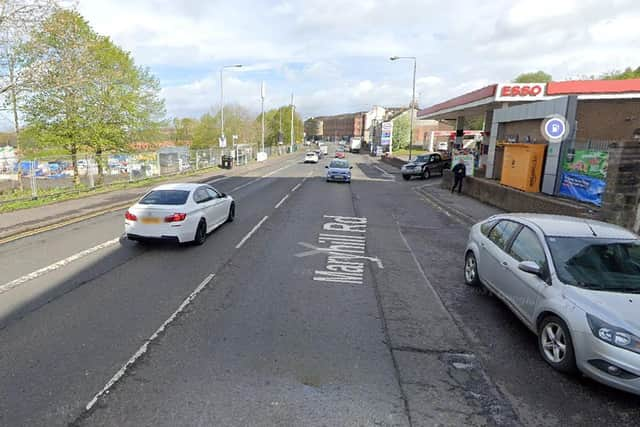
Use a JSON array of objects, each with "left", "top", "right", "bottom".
[{"left": 418, "top": 79, "right": 640, "bottom": 209}]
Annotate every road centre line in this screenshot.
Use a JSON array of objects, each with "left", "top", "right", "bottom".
[
  {"left": 227, "top": 163, "right": 296, "bottom": 193},
  {"left": 228, "top": 177, "right": 262, "bottom": 193},
  {"left": 206, "top": 176, "right": 231, "bottom": 184},
  {"left": 84, "top": 273, "right": 215, "bottom": 412},
  {"left": 0, "top": 238, "right": 120, "bottom": 295},
  {"left": 235, "top": 216, "right": 269, "bottom": 249},
  {"left": 291, "top": 183, "right": 302, "bottom": 192},
  {"left": 274, "top": 194, "right": 289, "bottom": 209}
]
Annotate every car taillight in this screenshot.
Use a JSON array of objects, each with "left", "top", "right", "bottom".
[
  {"left": 165, "top": 213, "right": 187, "bottom": 222},
  {"left": 125, "top": 211, "right": 137, "bottom": 221}
]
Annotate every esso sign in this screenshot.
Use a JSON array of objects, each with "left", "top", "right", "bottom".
[{"left": 496, "top": 83, "right": 548, "bottom": 101}]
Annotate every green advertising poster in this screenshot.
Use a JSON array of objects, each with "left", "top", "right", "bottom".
[{"left": 563, "top": 150, "right": 608, "bottom": 179}]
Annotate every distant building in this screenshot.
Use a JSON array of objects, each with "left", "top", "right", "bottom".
[{"left": 316, "top": 112, "right": 365, "bottom": 141}]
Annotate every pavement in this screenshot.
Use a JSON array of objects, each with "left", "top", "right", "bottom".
[{"left": 0, "top": 148, "right": 638, "bottom": 426}]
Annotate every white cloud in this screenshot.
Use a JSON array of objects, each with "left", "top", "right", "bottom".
[{"left": 73, "top": 0, "right": 640, "bottom": 120}]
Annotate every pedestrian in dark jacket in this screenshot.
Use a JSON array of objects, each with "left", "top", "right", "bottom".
[{"left": 451, "top": 159, "right": 466, "bottom": 193}]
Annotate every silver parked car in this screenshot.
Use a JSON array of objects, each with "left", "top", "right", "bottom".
[{"left": 464, "top": 213, "right": 640, "bottom": 395}]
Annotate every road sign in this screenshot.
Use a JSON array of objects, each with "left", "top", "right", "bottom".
[
  {"left": 381, "top": 121, "right": 393, "bottom": 146},
  {"left": 541, "top": 115, "right": 569, "bottom": 142},
  {"left": 219, "top": 136, "right": 227, "bottom": 148}
]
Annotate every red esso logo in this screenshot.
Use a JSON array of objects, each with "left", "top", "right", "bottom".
[{"left": 501, "top": 85, "right": 543, "bottom": 97}]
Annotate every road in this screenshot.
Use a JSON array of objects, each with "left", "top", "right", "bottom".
[{"left": 0, "top": 147, "right": 638, "bottom": 426}]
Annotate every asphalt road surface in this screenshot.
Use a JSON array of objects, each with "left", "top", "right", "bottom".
[{"left": 0, "top": 146, "right": 638, "bottom": 426}]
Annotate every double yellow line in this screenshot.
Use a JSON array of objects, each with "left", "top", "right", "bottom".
[{"left": 0, "top": 201, "right": 134, "bottom": 246}]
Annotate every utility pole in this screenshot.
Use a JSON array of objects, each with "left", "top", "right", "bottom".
[
  {"left": 290, "top": 93, "right": 295, "bottom": 151},
  {"left": 390, "top": 56, "right": 417, "bottom": 160},
  {"left": 219, "top": 64, "right": 243, "bottom": 150},
  {"left": 260, "top": 81, "right": 265, "bottom": 152}
]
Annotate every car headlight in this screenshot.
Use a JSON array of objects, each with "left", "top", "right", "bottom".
[{"left": 587, "top": 313, "right": 640, "bottom": 354}]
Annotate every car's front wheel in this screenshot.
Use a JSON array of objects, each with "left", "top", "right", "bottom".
[
  {"left": 538, "top": 315, "right": 578, "bottom": 374},
  {"left": 421, "top": 168, "right": 431, "bottom": 179},
  {"left": 226, "top": 202, "right": 235, "bottom": 223},
  {"left": 464, "top": 251, "right": 481, "bottom": 286},
  {"left": 193, "top": 219, "right": 207, "bottom": 245}
]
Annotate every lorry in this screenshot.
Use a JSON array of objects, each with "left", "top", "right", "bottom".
[
  {"left": 318, "top": 142, "right": 328, "bottom": 155},
  {"left": 349, "top": 137, "right": 362, "bottom": 153}
]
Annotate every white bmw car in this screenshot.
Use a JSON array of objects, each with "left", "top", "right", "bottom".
[{"left": 125, "top": 183, "right": 235, "bottom": 245}]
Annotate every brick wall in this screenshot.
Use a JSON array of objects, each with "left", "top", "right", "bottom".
[
  {"left": 599, "top": 140, "right": 640, "bottom": 232},
  {"left": 577, "top": 100, "right": 640, "bottom": 141},
  {"left": 500, "top": 119, "right": 545, "bottom": 143}
]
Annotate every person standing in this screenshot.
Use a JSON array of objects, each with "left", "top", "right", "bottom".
[{"left": 451, "top": 159, "right": 466, "bottom": 193}]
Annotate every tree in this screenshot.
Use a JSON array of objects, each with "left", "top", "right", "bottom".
[
  {"left": 192, "top": 113, "right": 218, "bottom": 149},
  {"left": 464, "top": 115, "right": 484, "bottom": 130},
  {"left": 513, "top": 71, "right": 552, "bottom": 83},
  {"left": 601, "top": 66, "right": 640, "bottom": 80},
  {"left": 0, "top": 0, "right": 58, "bottom": 146},
  {"left": 20, "top": 9, "right": 98, "bottom": 183},
  {"left": 20, "top": 9, "right": 165, "bottom": 184},
  {"left": 173, "top": 117, "right": 197, "bottom": 143},
  {"left": 259, "top": 105, "right": 303, "bottom": 146},
  {"left": 392, "top": 113, "right": 410, "bottom": 151}
]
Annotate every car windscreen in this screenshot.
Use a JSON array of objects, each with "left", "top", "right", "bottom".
[
  {"left": 546, "top": 236, "right": 640, "bottom": 292},
  {"left": 415, "top": 155, "right": 429, "bottom": 162},
  {"left": 329, "top": 160, "right": 348, "bottom": 169},
  {"left": 139, "top": 190, "right": 190, "bottom": 205}
]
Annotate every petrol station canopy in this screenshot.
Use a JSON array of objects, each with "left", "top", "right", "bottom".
[{"left": 418, "top": 79, "right": 640, "bottom": 121}]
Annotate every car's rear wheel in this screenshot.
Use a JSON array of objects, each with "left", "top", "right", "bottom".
[
  {"left": 464, "top": 251, "right": 481, "bottom": 286},
  {"left": 538, "top": 315, "right": 578, "bottom": 374},
  {"left": 226, "top": 202, "right": 235, "bottom": 222},
  {"left": 402, "top": 174, "right": 411, "bottom": 181},
  {"left": 194, "top": 219, "right": 207, "bottom": 245}
]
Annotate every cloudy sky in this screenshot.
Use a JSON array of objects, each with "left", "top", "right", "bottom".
[{"left": 76, "top": 0, "right": 640, "bottom": 120}]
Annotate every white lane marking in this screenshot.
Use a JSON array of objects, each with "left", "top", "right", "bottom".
[
  {"left": 373, "top": 165, "right": 395, "bottom": 179},
  {"left": 235, "top": 216, "right": 269, "bottom": 249},
  {"left": 274, "top": 194, "right": 289, "bottom": 209},
  {"left": 291, "top": 183, "right": 302, "bottom": 192},
  {"left": 0, "top": 238, "right": 120, "bottom": 295},
  {"left": 228, "top": 177, "right": 262, "bottom": 193},
  {"left": 207, "top": 176, "right": 230, "bottom": 184},
  {"left": 214, "top": 162, "right": 295, "bottom": 192},
  {"left": 263, "top": 163, "right": 294, "bottom": 178},
  {"left": 85, "top": 273, "right": 215, "bottom": 411}
]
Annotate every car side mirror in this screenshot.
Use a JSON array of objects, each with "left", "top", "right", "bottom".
[
  {"left": 349, "top": 166, "right": 353, "bottom": 169},
  {"left": 518, "top": 261, "right": 542, "bottom": 276},
  {"left": 325, "top": 165, "right": 328, "bottom": 168},
  {"left": 220, "top": 192, "right": 227, "bottom": 198}
]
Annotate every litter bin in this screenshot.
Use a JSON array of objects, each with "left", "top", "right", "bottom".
[{"left": 221, "top": 155, "right": 233, "bottom": 169}]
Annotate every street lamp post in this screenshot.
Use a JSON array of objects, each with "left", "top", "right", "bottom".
[
  {"left": 220, "top": 64, "right": 243, "bottom": 151},
  {"left": 260, "top": 81, "right": 265, "bottom": 152},
  {"left": 390, "top": 56, "right": 416, "bottom": 160},
  {"left": 290, "top": 93, "right": 295, "bottom": 151}
]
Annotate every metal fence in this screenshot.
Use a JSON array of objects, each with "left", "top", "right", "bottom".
[{"left": 0, "top": 144, "right": 298, "bottom": 205}]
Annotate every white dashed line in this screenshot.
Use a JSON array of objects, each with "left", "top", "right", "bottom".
[
  {"left": 274, "top": 194, "right": 289, "bottom": 209},
  {"left": 235, "top": 216, "right": 269, "bottom": 249},
  {"left": 228, "top": 177, "right": 262, "bottom": 193},
  {"left": 85, "top": 273, "right": 216, "bottom": 411},
  {"left": 291, "top": 183, "right": 302, "bottom": 192},
  {"left": 263, "top": 164, "right": 294, "bottom": 177},
  {"left": 0, "top": 238, "right": 120, "bottom": 295},
  {"left": 207, "top": 176, "right": 230, "bottom": 184}
]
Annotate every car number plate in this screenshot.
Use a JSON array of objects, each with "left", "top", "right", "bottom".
[{"left": 141, "top": 217, "right": 161, "bottom": 224}]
